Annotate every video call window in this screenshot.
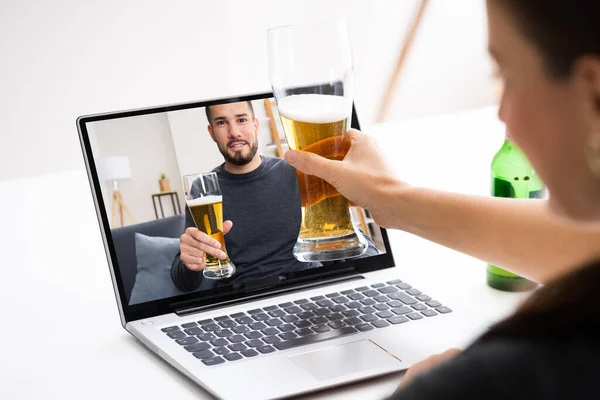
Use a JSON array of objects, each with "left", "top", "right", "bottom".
[{"left": 87, "top": 98, "right": 387, "bottom": 305}]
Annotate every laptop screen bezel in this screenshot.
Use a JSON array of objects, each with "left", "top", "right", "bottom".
[{"left": 77, "top": 91, "right": 396, "bottom": 323}]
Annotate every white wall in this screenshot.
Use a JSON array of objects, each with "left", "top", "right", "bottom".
[
  {"left": 90, "top": 113, "right": 184, "bottom": 227},
  {"left": 0, "top": 0, "right": 494, "bottom": 181}
]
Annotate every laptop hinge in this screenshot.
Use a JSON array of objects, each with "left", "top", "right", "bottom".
[{"left": 172, "top": 268, "right": 363, "bottom": 317}]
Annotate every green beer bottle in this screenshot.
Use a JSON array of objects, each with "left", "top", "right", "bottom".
[{"left": 487, "top": 131, "right": 545, "bottom": 291}]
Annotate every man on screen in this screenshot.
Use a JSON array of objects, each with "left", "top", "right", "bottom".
[{"left": 171, "top": 100, "right": 378, "bottom": 291}]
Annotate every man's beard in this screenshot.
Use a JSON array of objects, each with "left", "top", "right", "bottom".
[{"left": 218, "top": 138, "right": 259, "bottom": 166}]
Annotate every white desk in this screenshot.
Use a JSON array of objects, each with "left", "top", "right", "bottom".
[{"left": 0, "top": 106, "right": 530, "bottom": 399}]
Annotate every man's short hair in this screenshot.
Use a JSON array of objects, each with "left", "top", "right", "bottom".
[{"left": 205, "top": 101, "right": 255, "bottom": 125}]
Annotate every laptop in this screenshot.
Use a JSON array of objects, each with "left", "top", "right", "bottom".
[{"left": 77, "top": 91, "right": 463, "bottom": 399}]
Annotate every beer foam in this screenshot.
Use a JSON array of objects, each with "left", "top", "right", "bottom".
[
  {"left": 278, "top": 94, "right": 351, "bottom": 124},
  {"left": 186, "top": 195, "right": 223, "bottom": 206}
]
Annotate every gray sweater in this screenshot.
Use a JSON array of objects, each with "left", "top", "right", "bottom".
[{"left": 171, "top": 156, "right": 378, "bottom": 291}]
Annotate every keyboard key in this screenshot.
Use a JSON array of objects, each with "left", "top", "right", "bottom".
[
  {"left": 244, "top": 331, "right": 263, "bottom": 339},
  {"left": 348, "top": 293, "right": 365, "bottom": 301},
  {"left": 372, "top": 320, "right": 390, "bottom": 328},
  {"left": 355, "top": 286, "right": 370, "bottom": 292},
  {"left": 389, "top": 292, "right": 417, "bottom": 305},
  {"left": 268, "top": 310, "right": 286, "bottom": 318},
  {"left": 161, "top": 326, "right": 180, "bottom": 333},
  {"left": 274, "top": 327, "right": 358, "bottom": 351},
  {"left": 327, "top": 313, "right": 344, "bottom": 321},
  {"left": 396, "top": 283, "right": 412, "bottom": 290},
  {"left": 345, "top": 317, "right": 363, "bottom": 326},
  {"left": 360, "top": 298, "right": 376, "bottom": 306},
  {"left": 193, "top": 350, "right": 215, "bottom": 359},
  {"left": 326, "top": 293, "right": 340, "bottom": 298},
  {"left": 342, "top": 310, "right": 360, "bottom": 318},
  {"left": 296, "top": 328, "right": 314, "bottom": 337},
  {"left": 224, "top": 353, "right": 243, "bottom": 361},
  {"left": 436, "top": 306, "right": 453, "bottom": 314},
  {"left": 328, "top": 321, "right": 346, "bottom": 330},
  {"left": 219, "top": 320, "right": 237, "bottom": 329},
  {"left": 214, "top": 316, "right": 230, "bottom": 322},
  {"left": 215, "top": 329, "right": 233, "bottom": 338},
  {"left": 184, "top": 327, "right": 203, "bottom": 335},
  {"left": 329, "top": 305, "right": 346, "bottom": 313},
  {"left": 203, "top": 323, "right": 220, "bottom": 332},
  {"left": 229, "top": 335, "right": 246, "bottom": 343},
  {"left": 363, "top": 290, "right": 380, "bottom": 297},
  {"left": 266, "top": 319, "right": 283, "bottom": 327},
  {"left": 406, "top": 312, "right": 424, "bottom": 320},
  {"left": 332, "top": 297, "right": 349, "bottom": 304},
  {"left": 387, "top": 279, "right": 402, "bottom": 284},
  {"left": 374, "top": 295, "right": 390, "bottom": 303},
  {"left": 279, "top": 324, "right": 296, "bottom": 332},
  {"left": 388, "top": 300, "right": 404, "bottom": 308},
  {"left": 371, "top": 283, "right": 385, "bottom": 288},
  {"left": 202, "top": 357, "right": 225, "bottom": 366},
  {"left": 359, "top": 306, "right": 376, "bottom": 314},
  {"left": 249, "top": 322, "right": 267, "bottom": 330},
  {"left": 232, "top": 325, "right": 249, "bottom": 334},
  {"left": 246, "top": 339, "right": 264, "bottom": 348},
  {"left": 294, "top": 299, "right": 309, "bottom": 305},
  {"left": 211, "top": 338, "right": 229, "bottom": 347},
  {"left": 213, "top": 347, "right": 230, "bottom": 356},
  {"left": 341, "top": 289, "right": 355, "bottom": 295},
  {"left": 298, "top": 311, "right": 315, "bottom": 319},
  {"left": 422, "top": 309, "right": 438, "bottom": 317},
  {"left": 376, "top": 311, "right": 394, "bottom": 319},
  {"left": 416, "top": 294, "right": 432, "bottom": 302},
  {"left": 374, "top": 303, "right": 390, "bottom": 311},
  {"left": 300, "top": 303, "right": 318, "bottom": 311},
  {"left": 388, "top": 316, "right": 409, "bottom": 325},
  {"left": 257, "top": 345, "right": 276, "bottom": 354},
  {"left": 411, "top": 303, "right": 427, "bottom": 311},
  {"left": 264, "top": 305, "right": 279, "bottom": 312},
  {"left": 263, "top": 335, "right": 282, "bottom": 344},
  {"left": 310, "top": 295, "right": 325, "bottom": 301},
  {"left": 361, "top": 314, "right": 379, "bottom": 322},
  {"left": 230, "top": 312, "right": 246, "bottom": 319},
  {"left": 247, "top": 309, "right": 263, "bottom": 315},
  {"left": 316, "top": 300, "right": 333, "bottom": 308},
  {"left": 356, "top": 323, "right": 374, "bottom": 332},
  {"left": 183, "top": 342, "right": 210, "bottom": 352},
  {"left": 176, "top": 337, "right": 199, "bottom": 345},
  {"left": 406, "top": 288, "right": 422, "bottom": 296},
  {"left": 284, "top": 306, "right": 302, "bottom": 314},
  {"left": 313, "top": 308, "right": 330, "bottom": 316},
  {"left": 262, "top": 327, "right": 280, "bottom": 336},
  {"left": 426, "top": 300, "right": 442, "bottom": 308},
  {"left": 347, "top": 301, "right": 362, "bottom": 309},
  {"left": 228, "top": 343, "right": 247, "bottom": 352},
  {"left": 282, "top": 314, "right": 299, "bottom": 323},
  {"left": 294, "top": 320, "right": 311, "bottom": 328},
  {"left": 280, "top": 331, "right": 298, "bottom": 340},
  {"left": 181, "top": 322, "right": 197, "bottom": 329},
  {"left": 198, "top": 333, "right": 216, "bottom": 341},
  {"left": 391, "top": 306, "right": 412, "bottom": 315},
  {"left": 235, "top": 316, "right": 254, "bottom": 325},
  {"left": 253, "top": 313, "right": 270, "bottom": 322},
  {"left": 278, "top": 302, "right": 294, "bottom": 308},
  {"left": 314, "top": 324, "right": 332, "bottom": 333},
  {"left": 241, "top": 349, "right": 259, "bottom": 358},
  {"left": 378, "top": 286, "right": 399, "bottom": 294},
  {"left": 167, "top": 331, "right": 186, "bottom": 339},
  {"left": 197, "top": 319, "right": 214, "bottom": 325},
  {"left": 310, "top": 316, "right": 329, "bottom": 325}
]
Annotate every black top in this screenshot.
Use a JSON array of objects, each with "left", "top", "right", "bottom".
[{"left": 391, "top": 260, "right": 600, "bottom": 399}]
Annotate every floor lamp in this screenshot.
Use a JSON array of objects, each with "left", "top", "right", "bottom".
[{"left": 99, "top": 156, "right": 136, "bottom": 227}]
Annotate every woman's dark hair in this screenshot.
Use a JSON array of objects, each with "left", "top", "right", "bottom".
[{"left": 497, "top": 0, "right": 600, "bottom": 78}]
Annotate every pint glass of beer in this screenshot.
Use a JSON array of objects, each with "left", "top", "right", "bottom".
[
  {"left": 182, "top": 172, "right": 236, "bottom": 280},
  {"left": 268, "top": 21, "right": 367, "bottom": 262}
]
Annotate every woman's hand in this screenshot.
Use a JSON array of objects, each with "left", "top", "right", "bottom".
[{"left": 396, "top": 348, "right": 462, "bottom": 392}]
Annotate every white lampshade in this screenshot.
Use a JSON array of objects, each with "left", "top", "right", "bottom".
[{"left": 98, "top": 156, "right": 132, "bottom": 181}]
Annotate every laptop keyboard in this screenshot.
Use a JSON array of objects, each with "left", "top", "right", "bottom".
[{"left": 161, "top": 279, "right": 452, "bottom": 366}]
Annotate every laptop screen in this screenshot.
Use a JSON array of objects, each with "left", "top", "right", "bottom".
[{"left": 79, "top": 93, "right": 394, "bottom": 320}]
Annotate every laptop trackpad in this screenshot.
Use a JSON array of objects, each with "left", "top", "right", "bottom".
[{"left": 288, "top": 340, "right": 401, "bottom": 381}]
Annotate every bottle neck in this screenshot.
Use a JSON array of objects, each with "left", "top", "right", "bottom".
[{"left": 505, "top": 131, "right": 514, "bottom": 142}]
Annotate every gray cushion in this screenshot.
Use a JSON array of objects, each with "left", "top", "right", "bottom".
[{"left": 129, "top": 233, "right": 185, "bottom": 304}]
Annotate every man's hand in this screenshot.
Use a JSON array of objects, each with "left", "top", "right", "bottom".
[
  {"left": 179, "top": 220, "right": 233, "bottom": 271},
  {"left": 396, "top": 348, "right": 462, "bottom": 392},
  {"left": 284, "top": 129, "right": 407, "bottom": 228}
]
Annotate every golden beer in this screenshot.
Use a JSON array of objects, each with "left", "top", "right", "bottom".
[
  {"left": 278, "top": 94, "right": 358, "bottom": 242},
  {"left": 186, "top": 195, "right": 234, "bottom": 277}
]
